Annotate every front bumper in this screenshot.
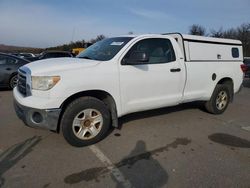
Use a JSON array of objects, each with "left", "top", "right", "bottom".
[{"left": 14, "top": 99, "right": 61, "bottom": 131}]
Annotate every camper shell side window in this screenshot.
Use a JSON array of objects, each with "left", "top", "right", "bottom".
[{"left": 232, "top": 48, "right": 239, "bottom": 58}]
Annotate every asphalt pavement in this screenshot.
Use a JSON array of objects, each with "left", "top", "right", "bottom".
[{"left": 0, "top": 81, "right": 250, "bottom": 188}]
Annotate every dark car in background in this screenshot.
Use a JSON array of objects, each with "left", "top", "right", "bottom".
[
  {"left": 18, "top": 53, "right": 36, "bottom": 58},
  {"left": 243, "top": 57, "right": 250, "bottom": 78},
  {"left": 10, "top": 52, "right": 36, "bottom": 58},
  {"left": 0, "top": 53, "right": 30, "bottom": 89},
  {"left": 25, "top": 51, "right": 74, "bottom": 61}
]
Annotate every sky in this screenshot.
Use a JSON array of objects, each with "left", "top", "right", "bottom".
[{"left": 0, "top": 0, "right": 249, "bottom": 48}]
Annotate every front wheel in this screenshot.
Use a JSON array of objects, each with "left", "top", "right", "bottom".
[
  {"left": 205, "top": 84, "right": 231, "bottom": 114},
  {"left": 61, "top": 97, "right": 111, "bottom": 147}
]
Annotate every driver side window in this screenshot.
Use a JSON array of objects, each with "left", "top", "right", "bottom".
[
  {"left": 0, "top": 56, "right": 7, "bottom": 65},
  {"left": 123, "top": 38, "right": 176, "bottom": 64},
  {"left": 0, "top": 55, "right": 17, "bottom": 65}
]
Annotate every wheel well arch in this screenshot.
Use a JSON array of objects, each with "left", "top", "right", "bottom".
[
  {"left": 216, "top": 77, "right": 234, "bottom": 101},
  {"left": 9, "top": 72, "right": 17, "bottom": 81},
  {"left": 8, "top": 72, "right": 18, "bottom": 87},
  {"left": 217, "top": 77, "right": 234, "bottom": 86},
  {"left": 57, "top": 90, "right": 118, "bottom": 132}
]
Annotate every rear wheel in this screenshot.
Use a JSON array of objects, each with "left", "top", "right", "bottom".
[
  {"left": 9, "top": 74, "right": 18, "bottom": 89},
  {"left": 205, "top": 84, "right": 230, "bottom": 114},
  {"left": 61, "top": 97, "right": 111, "bottom": 147}
]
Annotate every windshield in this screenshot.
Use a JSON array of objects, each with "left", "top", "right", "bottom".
[{"left": 77, "top": 37, "right": 133, "bottom": 61}]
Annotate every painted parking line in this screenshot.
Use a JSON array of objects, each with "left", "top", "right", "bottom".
[{"left": 89, "top": 145, "right": 132, "bottom": 188}]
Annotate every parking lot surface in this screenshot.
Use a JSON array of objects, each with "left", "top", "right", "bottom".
[{"left": 0, "top": 81, "right": 250, "bottom": 188}]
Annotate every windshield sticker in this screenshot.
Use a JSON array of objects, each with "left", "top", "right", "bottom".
[{"left": 110, "top": 42, "right": 124, "bottom": 46}]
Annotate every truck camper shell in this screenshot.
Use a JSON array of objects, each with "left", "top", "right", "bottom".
[{"left": 164, "top": 33, "right": 243, "bottom": 62}]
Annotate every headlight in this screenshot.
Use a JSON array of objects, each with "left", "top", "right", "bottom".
[{"left": 32, "top": 76, "right": 60, "bottom": 91}]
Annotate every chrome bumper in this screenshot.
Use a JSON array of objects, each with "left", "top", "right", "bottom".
[{"left": 14, "top": 99, "right": 61, "bottom": 131}]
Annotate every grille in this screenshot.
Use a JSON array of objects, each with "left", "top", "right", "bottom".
[{"left": 17, "top": 70, "right": 27, "bottom": 96}]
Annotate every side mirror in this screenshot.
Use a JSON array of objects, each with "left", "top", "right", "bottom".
[{"left": 125, "top": 51, "right": 149, "bottom": 65}]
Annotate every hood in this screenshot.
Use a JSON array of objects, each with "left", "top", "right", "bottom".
[{"left": 22, "top": 57, "right": 100, "bottom": 75}]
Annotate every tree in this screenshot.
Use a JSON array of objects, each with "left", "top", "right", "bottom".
[
  {"left": 210, "top": 27, "right": 224, "bottom": 38},
  {"left": 236, "top": 23, "right": 250, "bottom": 57},
  {"left": 90, "top": 35, "right": 106, "bottom": 43},
  {"left": 189, "top": 24, "right": 206, "bottom": 36},
  {"left": 222, "top": 28, "right": 237, "bottom": 39},
  {"left": 208, "top": 23, "right": 250, "bottom": 56}
]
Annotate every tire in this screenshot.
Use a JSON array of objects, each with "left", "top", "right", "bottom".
[
  {"left": 9, "top": 74, "right": 18, "bottom": 89},
  {"left": 61, "top": 97, "right": 111, "bottom": 147},
  {"left": 205, "top": 84, "right": 231, "bottom": 114}
]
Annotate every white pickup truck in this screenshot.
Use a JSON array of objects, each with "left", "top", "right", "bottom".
[{"left": 13, "top": 33, "right": 244, "bottom": 146}]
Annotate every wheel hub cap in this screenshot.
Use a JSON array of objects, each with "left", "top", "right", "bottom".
[
  {"left": 83, "top": 120, "right": 91, "bottom": 127},
  {"left": 216, "top": 91, "right": 228, "bottom": 110},
  {"left": 72, "top": 108, "right": 103, "bottom": 140}
]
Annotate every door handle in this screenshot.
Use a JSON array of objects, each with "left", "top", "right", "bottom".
[
  {"left": 170, "top": 68, "right": 181, "bottom": 72},
  {"left": 6, "top": 68, "right": 11, "bottom": 71}
]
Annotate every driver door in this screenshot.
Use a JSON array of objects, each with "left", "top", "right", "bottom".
[{"left": 119, "top": 37, "right": 185, "bottom": 115}]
